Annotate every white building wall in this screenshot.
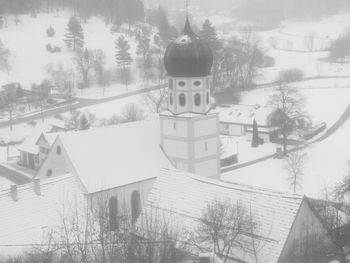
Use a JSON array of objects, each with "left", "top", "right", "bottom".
[
  {"left": 163, "top": 139, "right": 188, "bottom": 159},
  {"left": 195, "top": 159, "right": 219, "bottom": 177},
  {"left": 162, "top": 118, "right": 188, "bottom": 138},
  {"left": 90, "top": 178, "right": 156, "bottom": 214},
  {"left": 229, "top": 124, "right": 245, "bottom": 136},
  {"left": 176, "top": 162, "right": 188, "bottom": 171},
  {"left": 194, "top": 118, "right": 217, "bottom": 137},
  {"left": 194, "top": 138, "right": 218, "bottom": 159}
]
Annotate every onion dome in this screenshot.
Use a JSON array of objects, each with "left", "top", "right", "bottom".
[{"left": 164, "top": 17, "right": 213, "bottom": 78}]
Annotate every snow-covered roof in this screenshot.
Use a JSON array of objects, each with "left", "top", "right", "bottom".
[
  {"left": 17, "top": 130, "right": 56, "bottom": 154},
  {"left": 144, "top": 168, "right": 304, "bottom": 263},
  {"left": 214, "top": 104, "right": 277, "bottom": 127},
  {"left": 56, "top": 119, "right": 172, "bottom": 193},
  {"left": 0, "top": 174, "right": 84, "bottom": 255}
]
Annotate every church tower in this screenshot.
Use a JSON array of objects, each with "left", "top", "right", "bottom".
[{"left": 160, "top": 18, "right": 220, "bottom": 178}]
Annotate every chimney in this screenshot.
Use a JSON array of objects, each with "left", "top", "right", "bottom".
[
  {"left": 10, "top": 185, "right": 18, "bottom": 201},
  {"left": 33, "top": 178, "right": 41, "bottom": 196}
]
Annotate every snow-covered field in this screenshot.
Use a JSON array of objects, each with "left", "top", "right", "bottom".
[
  {"left": 0, "top": 12, "right": 144, "bottom": 95},
  {"left": 222, "top": 118, "right": 350, "bottom": 199}
]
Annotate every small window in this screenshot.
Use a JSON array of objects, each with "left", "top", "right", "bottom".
[
  {"left": 169, "top": 93, "right": 173, "bottom": 105},
  {"left": 194, "top": 93, "right": 201, "bottom": 106},
  {"left": 194, "top": 80, "right": 201, "bottom": 87},
  {"left": 178, "top": 81, "right": 186, "bottom": 87},
  {"left": 169, "top": 79, "right": 173, "bottom": 90},
  {"left": 56, "top": 146, "right": 61, "bottom": 155},
  {"left": 46, "top": 169, "right": 52, "bottom": 177},
  {"left": 179, "top": 93, "right": 186, "bottom": 107},
  {"left": 205, "top": 142, "right": 208, "bottom": 152},
  {"left": 173, "top": 122, "right": 177, "bottom": 129},
  {"left": 206, "top": 92, "right": 210, "bottom": 104},
  {"left": 35, "top": 156, "right": 39, "bottom": 163}
]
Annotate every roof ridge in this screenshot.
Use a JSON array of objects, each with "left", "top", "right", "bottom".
[{"left": 163, "top": 168, "right": 303, "bottom": 199}]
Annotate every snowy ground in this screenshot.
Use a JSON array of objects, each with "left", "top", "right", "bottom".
[
  {"left": 221, "top": 118, "right": 350, "bottom": 199},
  {"left": 0, "top": 12, "right": 145, "bottom": 95},
  {"left": 241, "top": 78, "right": 350, "bottom": 128}
]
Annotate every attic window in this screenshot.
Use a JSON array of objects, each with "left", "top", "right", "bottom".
[
  {"left": 194, "top": 81, "right": 201, "bottom": 87},
  {"left": 46, "top": 169, "right": 52, "bottom": 177},
  {"left": 56, "top": 146, "right": 61, "bottom": 155}
]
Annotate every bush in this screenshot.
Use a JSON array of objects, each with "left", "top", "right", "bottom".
[
  {"left": 46, "top": 25, "right": 55, "bottom": 37},
  {"left": 277, "top": 68, "right": 304, "bottom": 83},
  {"left": 46, "top": 43, "right": 61, "bottom": 53}
]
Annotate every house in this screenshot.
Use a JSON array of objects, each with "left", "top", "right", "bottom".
[
  {"left": 214, "top": 104, "right": 280, "bottom": 143},
  {"left": 35, "top": 119, "right": 173, "bottom": 223},
  {"left": 17, "top": 131, "right": 56, "bottom": 170},
  {"left": 0, "top": 174, "right": 84, "bottom": 256},
  {"left": 141, "top": 168, "right": 341, "bottom": 263}
]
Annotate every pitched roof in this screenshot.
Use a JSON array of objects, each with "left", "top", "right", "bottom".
[
  {"left": 144, "top": 168, "right": 304, "bottom": 263},
  {"left": 17, "top": 130, "right": 56, "bottom": 154},
  {"left": 0, "top": 174, "right": 84, "bottom": 255},
  {"left": 55, "top": 119, "right": 172, "bottom": 193},
  {"left": 214, "top": 104, "right": 277, "bottom": 127}
]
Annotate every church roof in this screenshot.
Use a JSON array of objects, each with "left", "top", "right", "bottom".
[
  {"left": 0, "top": 174, "right": 84, "bottom": 255},
  {"left": 51, "top": 119, "right": 172, "bottom": 193},
  {"left": 164, "top": 17, "right": 213, "bottom": 78},
  {"left": 143, "top": 168, "right": 304, "bottom": 262}
]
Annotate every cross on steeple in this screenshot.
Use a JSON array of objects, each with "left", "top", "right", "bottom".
[{"left": 185, "top": 0, "right": 189, "bottom": 16}]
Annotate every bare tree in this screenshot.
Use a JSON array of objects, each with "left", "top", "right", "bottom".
[
  {"left": 0, "top": 40, "right": 10, "bottom": 73},
  {"left": 74, "top": 48, "right": 95, "bottom": 88},
  {"left": 192, "top": 199, "right": 253, "bottom": 263},
  {"left": 0, "top": 89, "right": 17, "bottom": 131},
  {"left": 142, "top": 88, "right": 167, "bottom": 113},
  {"left": 284, "top": 150, "right": 308, "bottom": 193},
  {"left": 304, "top": 32, "right": 315, "bottom": 52},
  {"left": 92, "top": 49, "right": 107, "bottom": 91},
  {"left": 268, "top": 83, "right": 309, "bottom": 155}
]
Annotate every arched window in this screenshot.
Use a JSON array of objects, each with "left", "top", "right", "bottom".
[
  {"left": 46, "top": 169, "right": 52, "bottom": 177},
  {"left": 206, "top": 92, "right": 210, "bottom": 104},
  {"left": 109, "top": 196, "right": 118, "bottom": 231},
  {"left": 56, "top": 146, "right": 61, "bottom": 155},
  {"left": 179, "top": 93, "right": 186, "bottom": 107},
  {"left": 131, "top": 190, "right": 141, "bottom": 223},
  {"left": 169, "top": 93, "right": 173, "bottom": 105},
  {"left": 194, "top": 93, "right": 201, "bottom": 106}
]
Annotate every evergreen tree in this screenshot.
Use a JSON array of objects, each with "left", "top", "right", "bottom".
[
  {"left": 200, "top": 19, "right": 222, "bottom": 55},
  {"left": 79, "top": 113, "right": 90, "bottom": 130},
  {"left": 251, "top": 119, "right": 259, "bottom": 148},
  {"left": 156, "top": 5, "right": 178, "bottom": 45},
  {"left": 115, "top": 36, "right": 133, "bottom": 88},
  {"left": 64, "top": 17, "right": 84, "bottom": 51}
]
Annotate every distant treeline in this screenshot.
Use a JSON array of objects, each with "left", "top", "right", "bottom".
[
  {"left": 0, "top": 0, "right": 144, "bottom": 25},
  {"left": 235, "top": 0, "right": 350, "bottom": 29}
]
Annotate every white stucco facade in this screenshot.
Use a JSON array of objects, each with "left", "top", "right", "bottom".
[{"left": 160, "top": 75, "right": 220, "bottom": 178}]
